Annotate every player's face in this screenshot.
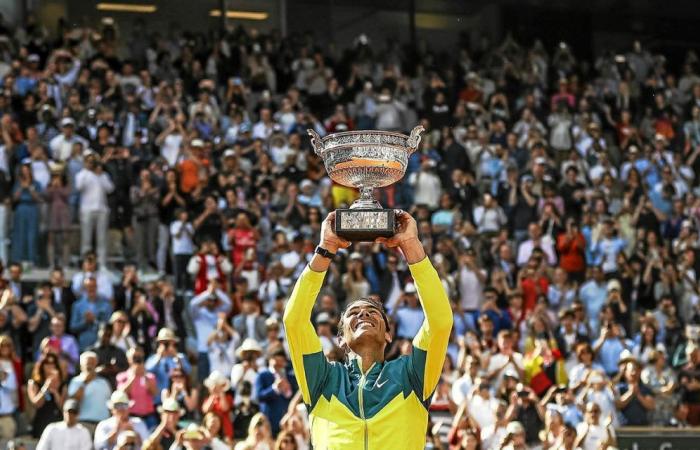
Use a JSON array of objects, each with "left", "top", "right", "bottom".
[{"left": 342, "top": 301, "right": 390, "bottom": 349}]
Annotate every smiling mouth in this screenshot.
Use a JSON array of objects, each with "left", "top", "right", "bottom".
[{"left": 352, "top": 319, "right": 376, "bottom": 331}]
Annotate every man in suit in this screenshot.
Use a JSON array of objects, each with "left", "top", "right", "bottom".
[
  {"left": 152, "top": 280, "right": 186, "bottom": 352},
  {"left": 51, "top": 267, "right": 75, "bottom": 322},
  {"left": 232, "top": 295, "right": 267, "bottom": 342},
  {"left": 112, "top": 263, "right": 138, "bottom": 313}
]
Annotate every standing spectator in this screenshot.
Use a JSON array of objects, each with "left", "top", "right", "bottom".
[
  {"left": 232, "top": 296, "right": 267, "bottom": 343},
  {"left": 49, "top": 117, "right": 88, "bottom": 162},
  {"left": 28, "top": 352, "right": 66, "bottom": 438},
  {"left": 143, "top": 397, "right": 183, "bottom": 450},
  {"left": 45, "top": 316, "right": 80, "bottom": 376},
  {"left": 94, "top": 390, "right": 150, "bottom": 450},
  {"left": 255, "top": 347, "right": 297, "bottom": 436},
  {"left": 575, "top": 401, "right": 616, "bottom": 450},
  {"left": 35, "top": 399, "right": 92, "bottom": 450},
  {"left": 70, "top": 277, "right": 113, "bottom": 351},
  {"left": 28, "top": 282, "right": 66, "bottom": 354},
  {"left": 67, "top": 351, "right": 112, "bottom": 434},
  {"left": 616, "top": 360, "right": 656, "bottom": 426},
  {"left": 145, "top": 328, "right": 192, "bottom": 404},
  {"left": 393, "top": 283, "right": 425, "bottom": 340},
  {"left": 45, "top": 171, "right": 72, "bottom": 267},
  {"left": 75, "top": 150, "right": 115, "bottom": 269},
  {"left": 0, "top": 335, "right": 18, "bottom": 439},
  {"left": 170, "top": 209, "right": 194, "bottom": 291},
  {"left": 131, "top": 169, "right": 160, "bottom": 271},
  {"left": 201, "top": 371, "right": 234, "bottom": 443},
  {"left": 11, "top": 160, "right": 42, "bottom": 264},
  {"left": 187, "top": 240, "right": 232, "bottom": 295},
  {"left": 71, "top": 252, "right": 115, "bottom": 301},
  {"left": 190, "top": 279, "right": 231, "bottom": 382}
]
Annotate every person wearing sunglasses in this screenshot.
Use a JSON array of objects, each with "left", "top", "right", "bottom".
[
  {"left": 145, "top": 327, "right": 191, "bottom": 405},
  {"left": 94, "top": 390, "right": 149, "bottom": 450}
]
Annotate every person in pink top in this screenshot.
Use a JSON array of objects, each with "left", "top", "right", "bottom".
[{"left": 116, "top": 347, "right": 158, "bottom": 429}]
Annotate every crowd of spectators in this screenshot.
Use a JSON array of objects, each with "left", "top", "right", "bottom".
[{"left": 0, "top": 10, "right": 700, "bottom": 450}]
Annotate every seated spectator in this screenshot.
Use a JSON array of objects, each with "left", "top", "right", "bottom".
[
  {"left": 44, "top": 316, "right": 80, "bottom": 376},
  {"left": 0, "top": 334, "right": 19, "bottom": 439},
  {"left": 71, "top": 252, "right": 115, "bottom": 301}
]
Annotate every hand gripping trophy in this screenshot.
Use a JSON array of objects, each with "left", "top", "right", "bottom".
[{"left": 307, "top": 125, "right": 424, "bottom": 241}]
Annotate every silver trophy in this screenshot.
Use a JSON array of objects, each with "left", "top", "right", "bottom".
[{"left": 308, "top": 125, "right": 424, "bottom": 241}]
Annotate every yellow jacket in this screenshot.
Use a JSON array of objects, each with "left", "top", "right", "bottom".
[{"left": 283, "top": 257, "right": 453, "bottom": 450}]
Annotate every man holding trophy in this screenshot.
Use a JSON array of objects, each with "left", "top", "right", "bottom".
[{"left": 283, "top": 126, "right": 453, "bottom": 449}]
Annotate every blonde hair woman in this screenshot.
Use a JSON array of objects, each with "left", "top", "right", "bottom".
[{"left": 241, "top": 412, "right": 275, "bottom": 450}]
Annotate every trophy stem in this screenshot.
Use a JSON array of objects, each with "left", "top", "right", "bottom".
[{"left": 349, "top": 186, "right": 381, "bottom": 209}]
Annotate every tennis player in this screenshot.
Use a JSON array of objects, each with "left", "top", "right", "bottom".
[{"left": 284, "top": 210, "right": 453, "bottom": 450}]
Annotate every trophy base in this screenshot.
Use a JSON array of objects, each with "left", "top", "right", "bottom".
[{"left": 335, "top": 209, "right": 395, "bottom": 241}]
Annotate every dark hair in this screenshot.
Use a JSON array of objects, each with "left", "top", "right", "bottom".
[{"left": 337, "top": 297, "right": 390, "bottom": 341}]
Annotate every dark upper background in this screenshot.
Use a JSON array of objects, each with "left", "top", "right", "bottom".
[{"left": 3, "top": 0, "right": 700, "bottom": 70}]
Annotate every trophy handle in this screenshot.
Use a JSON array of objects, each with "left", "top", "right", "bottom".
[
  {"left": 307, "top": 129, "right": 323, "bottom": 155},
  {"left": 407, "top": 125, "right": 425, "bottom": 154}
]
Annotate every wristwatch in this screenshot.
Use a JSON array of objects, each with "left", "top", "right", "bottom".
[{"left": 314, "top": 246, "right": 336, "bottom": 260}]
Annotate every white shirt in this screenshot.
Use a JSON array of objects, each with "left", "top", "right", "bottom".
[
  {"left": 516, "top": 237, "right": 557, "bottom": 266},
  {"left": 37, "top": 422, "right": 92, "bottom": 450},
  {"left": 94, "top": 416, "right": 149, "bottom": 450},
  {"left": 49, "top": 133, "right": 88, "bottom": 162},
  {"left": 161, "top": 133, "right": 183, "bottom": 167},
  {"left": 71, "top": 270, "right": 115, "bottom": 300},
  {"left": 170, "top": 220, "right": 195, "bottom": 255},
  {"left": 467, "top": 394, "right": 499, "bottom": 430},
  {"left": 458, "top": 266, "right": 486, "bottom": 310},
  {"left": 0, "top": 359, "right": 17, "bottom": 414},
  {"left": 486, "top": 352, "right": 524, "bottom": 387},
  {"left": 576, "top": 422, "right": 615, "bottom": 450},
  {"left": 75, "top": 169, "right": 115, "bottom": 213},
  {"left": 451, "top": 373, "right": 476, "bottom": 406}
]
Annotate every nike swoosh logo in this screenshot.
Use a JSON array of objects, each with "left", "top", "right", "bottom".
[{"left": 376, "top": 379, "right": 388, "bottom": 389}]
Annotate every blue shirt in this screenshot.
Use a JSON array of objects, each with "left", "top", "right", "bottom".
[
  {"left": 190, "top": 290, "right": 231, "bottom": 353},
  {"left": 69, "top": 296, "right": 113, "bottom": 351},
  {"left": 145, "top": 353, "right": 192, "bottom": 404},
  {"left": 579, "top": 281, "right": 607, "bottom": 334},
  {"left": 395, "top": 306, "right": 425, "bottom": 339},
  {"left": 67, "top": 375, "right": 112, "bottom": 422},
  {"left": 254, "top": 368, "right": 298, "bottom": 436},
  {"left": 597, "top": 338, "right": 630, "bottom": 376}
]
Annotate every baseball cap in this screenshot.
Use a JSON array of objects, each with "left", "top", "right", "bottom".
[
  {"left": 607, "top": 279, "right": 621, "bottom": 292},
  {"left": 190, "top": 139, "right": 204, "bottom": 148},
  {"left": 223, "top": 149, "right": 236, "bottom": 158},
  {"left": 404, "top": 282, "right": 417, "bottom": 294},
  {"left": 534, "top": 156, "right": 548, "bottom": 166},
  {"left": 316, "top": 312, "right": 332, "bottom": 325},
  {"left": 60, "top": 117, "right": 75, "bottom": 127},
  {"left": 63, "top": 399, "right": 80, "bottom": 412}
]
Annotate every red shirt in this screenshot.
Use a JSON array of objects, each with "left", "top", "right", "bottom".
[
  {"left": 520, "top": 276, "right": 549, "bottom": 313},
  {"left": 556, "top": 232, "right": 586, "bottom": 273}
]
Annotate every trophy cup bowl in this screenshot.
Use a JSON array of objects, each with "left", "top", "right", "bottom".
[{"left": 308, "top": 125, "right": 424, "bottom": 241}]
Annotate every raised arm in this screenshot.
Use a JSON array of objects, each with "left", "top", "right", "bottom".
[
  {"left": 283, "top": 211, "right": 349, "bottom": 407},
  {"left": 378, "top": 211, "right": 453, "bottom": 402}
]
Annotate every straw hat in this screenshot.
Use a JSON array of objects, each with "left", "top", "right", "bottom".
[
  {"left": 107, "top": 390, "right": 134, "bottom": 409},
  {"left": 157, "top": 397, "right": 184, "bottom": 416},
  {"left": 156, "top": 328, "right": 180, "bottom": 343},
  {"left": 236, "top": 338, "right": 263, "bottom": 359},
  {"left": 203, "top": 370, "right": 231, "bottom": 391}
]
